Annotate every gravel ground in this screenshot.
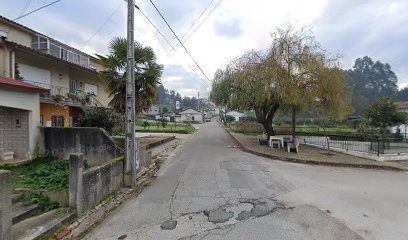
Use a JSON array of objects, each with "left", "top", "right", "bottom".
[{"left": 230, "top": 131, "right": 408, "bottom": 171}]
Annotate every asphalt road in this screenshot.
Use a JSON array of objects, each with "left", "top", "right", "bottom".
[{"left": 84, "top": 120, "right": 408, "bottom": 240}]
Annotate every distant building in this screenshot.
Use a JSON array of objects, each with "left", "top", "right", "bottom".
[
  {"left": 226, "top": 111, "right": 244, "bottom": 121},
  {"left": 180, "top": 108, "right": 203, "bottom": 123}
]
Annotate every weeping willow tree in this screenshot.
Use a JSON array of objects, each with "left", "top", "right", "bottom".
[{"left": 210, "top": 25, "right": 351, "bottom": 138}]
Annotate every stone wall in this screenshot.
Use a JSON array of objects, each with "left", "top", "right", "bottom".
[
  {"left": 41, "top": 127, "right": 122, "bottom": 167},
  {"left": 0, "top": 170, "right": 12, "bottom": 240}
]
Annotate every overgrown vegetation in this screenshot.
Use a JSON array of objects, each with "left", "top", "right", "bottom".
[
  {"left": 136, "top": 122, "right": 195, "bottom": 134},
  {"left": 78, "top": 107, "right": 120, "bottom": 133},
  {"left": 0, "top": 156, "right": 73, "bottom": 190},
  {"left": 22, "top": 192, "right": 59, "bottom": 212}
]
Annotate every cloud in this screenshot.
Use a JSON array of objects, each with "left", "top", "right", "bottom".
[
  {"left": 213, "top": 15, "right": 243, "bottom": 39},
  {"left": 2, "top": 0, "right": 408, "bottom": 97},
  {"left": 313, "top": 0, "right": 408, "bottom": 83}
]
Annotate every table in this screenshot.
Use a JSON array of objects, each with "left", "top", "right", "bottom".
[{"left": 269, "top": 136, "right": 284, "bottom": 148}]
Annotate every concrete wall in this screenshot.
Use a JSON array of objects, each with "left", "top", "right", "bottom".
[
  {"left": 0, "top": 170, "right": 12, "bottom": 240},
  {"left": 81, "top": 160, "right": 123, "bottom": 213},
  {"left": 0, "top": 86, "right": 41, "bottom": 156},
  {"left": 41, "top": 127, "right": 122, "bottom": 167},
  {"left": 69, "top": 154, "right": 123, "bottom": 216}
]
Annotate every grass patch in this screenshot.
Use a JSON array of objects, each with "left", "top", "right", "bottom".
[
  {"left": 22, "top": 192, "right": 59, "bottom": 212},
  {"left": 0, "top": 156, "right": 83, "bottom": 190},
  {"left": 136, "top": 124, "right": 196, "bottom": 134}
]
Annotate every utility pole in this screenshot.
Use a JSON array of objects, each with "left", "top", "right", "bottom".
[
  {"left": 126, "top": 0, "right": 137, "bottom": 187},
  {"left": 197, "top": 92, "right": 200, "bottom": 111}
]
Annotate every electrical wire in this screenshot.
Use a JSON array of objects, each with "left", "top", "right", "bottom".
[
  {"left": 135, "top": 4, "right": 176, "bottom": 52},
  {"left": 80, "top": 1, "right": 125, "bottom": 50},
  {"left": 13, "top": 0, "right": 62, "bottom": 21},
  {"left": 171, "top": 0, "right": 215, "bottom": 52},
  {"left": 135, "top": 5, "right": 210, "bottom": 87},
  {"left": 148, "top": 0, "right": 212, "bottom": 83},
  {"left": 183, "top": 0, "right": 224, "bottom": 44},
  {"left": 17, "top": 0, "right": 33, "bottom": 19}
]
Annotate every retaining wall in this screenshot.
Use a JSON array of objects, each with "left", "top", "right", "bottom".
[{"left": 40, "top": 127, "right": 122, "bottom": 167}]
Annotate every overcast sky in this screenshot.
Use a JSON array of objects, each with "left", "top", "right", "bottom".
[{"left": 1, "top": 0, "right": 408, "bottom": 97}]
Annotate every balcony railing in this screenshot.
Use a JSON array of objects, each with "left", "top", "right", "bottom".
[{"left": 22, "top": 80, "right": 103, "bottom": 108}]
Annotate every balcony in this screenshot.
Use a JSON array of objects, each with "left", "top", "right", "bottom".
[{"left": 22, "top": 80, "right": 103, "bottom": 108}]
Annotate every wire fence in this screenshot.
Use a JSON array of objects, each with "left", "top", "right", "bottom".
[{"left": 294, "top": 135, "right": 408, "bottom": 156}]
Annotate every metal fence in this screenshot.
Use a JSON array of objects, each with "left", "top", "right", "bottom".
[{"left": 296, "top": 135, "right": 408, "bottom": 156}]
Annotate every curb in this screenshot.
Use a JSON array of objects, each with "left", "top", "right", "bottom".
[{"left": 223, "top": 126, "right": 405, "bottom": 172}]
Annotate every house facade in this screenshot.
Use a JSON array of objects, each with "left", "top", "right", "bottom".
[
  {"left": 0, "top": 15, "right": 110, "bottom": 127},
  {"left": 226, "top": 111, "right": 244, "bottom": 121},
  {"left": 0, "top": 76, "right": 47, "bottom": 160},
  {"left": 180, "top": 108, "right": 203, "bottom": 123}
]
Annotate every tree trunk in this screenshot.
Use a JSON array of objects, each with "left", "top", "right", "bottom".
[
  {"left": 291, "top": 107, "right": 296, "bottom": 139},
  {"left": 255, "top": 103, "right": 280, "bottom": 139}
]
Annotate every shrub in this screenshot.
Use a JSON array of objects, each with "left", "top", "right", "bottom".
[
  {"left": 160, "top": 117, "right": 168, "bottom": 128},
  {"left": 239, "top": 116, "right": 257, "bottom": 122},
  {"left": 22, "top": 192, "right": 59, "bottom": 212},
  {"left": 225, "top": 115, "right": 235, "bottom": 123},
  {"left": 142, "top": 121, "right": 150, "bottom": 130},
  {"left": 230, "top": 121, "right": 264, "bottom": 133},
  {"left": 78, "top": 107, "right": 120, "bottom": 133}
]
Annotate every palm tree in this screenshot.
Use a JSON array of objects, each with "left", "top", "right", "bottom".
[{"left": 98, "top": 37, "right": 163, "bottom": 114}]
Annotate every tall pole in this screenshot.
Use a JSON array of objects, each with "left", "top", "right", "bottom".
[
  {"left": 197, "top": 92, "right": 200, "bottom": 111},
  {"left": 126, "top": 0, "right": 137, "bottom": 187}
]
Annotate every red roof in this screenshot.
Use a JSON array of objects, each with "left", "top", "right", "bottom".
[{"left": 0, "top": 76, "right": 48, "bottom": 92}]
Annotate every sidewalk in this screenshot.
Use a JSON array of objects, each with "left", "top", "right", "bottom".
[{"left": 228, "top": 130, "right": 408, "bottom": 171}]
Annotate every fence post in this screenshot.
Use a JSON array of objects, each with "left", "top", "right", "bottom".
[
  {"left": 0, "top": 170, "right": 12, "bottom": 240},
  {"left": 69, "top": 153, "right": 84, "bottom": 217},
  {"left": 377, "top": 139, "right": 380, "bottom": 157}
]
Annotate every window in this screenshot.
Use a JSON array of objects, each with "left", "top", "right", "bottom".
[
  {"left": 79, "top": 55, "right": 89, "bottom": 68},
  {"left": 15, "top": 119, "right": 21, "bottom": 128},
  {"left": 70, "top": 80, "right": 77, "bottom": 94},
  {"left": 84, "top": 83, "right": 98, "bottom": 96},
  {"left": 49, "top": 43, "right": 61, "bottom": 58},
  {"left": 61, "top": 48, "right": 68, "bottom": 61},
  {"left": 31, "top": 35, "right": 48, "bottom": 50},
  {"left": 51, "top": 116, "right": 64, "bottom": 127},
  {"left": 67, "top": 51, "right": 79, "bottom": 64}
]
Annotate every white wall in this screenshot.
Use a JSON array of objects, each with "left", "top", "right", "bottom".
[
  {"left": 181, "top": 113, "right": 203, "bottom": 122},
  {"left": 0, "top": 86, "right": 41, "bottom": 155}
]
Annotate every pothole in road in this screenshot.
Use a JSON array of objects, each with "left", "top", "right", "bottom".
[
  {"left": 236, "top": 198, "right": 284, "bottom": 221},
  {"left": 161, "top": 219, "right": 178, "bottom": 230},
  {"left": 204, "top": 207, "right": 234, "bottom": 224}
]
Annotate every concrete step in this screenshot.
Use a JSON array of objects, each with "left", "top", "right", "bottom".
[
  {"left": 12, "top": 202, "right": 40, "bottom": 224},
  {"left": 12, "top": 208, "right": 74, "bottom": 240},
  {"left": 12, "top": 193, "right": 24, "bottom": 204}
]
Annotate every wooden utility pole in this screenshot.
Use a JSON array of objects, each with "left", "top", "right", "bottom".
[{"left": 126, "top": 0, "right": 138, "bottom": 187}]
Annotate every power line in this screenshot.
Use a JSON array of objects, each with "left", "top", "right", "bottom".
[
  {"left": 134, "top": 4, "right": 210, "bottom": 87},
  {"left": 171, "top": 0, "right": 215, "bottom": 52},
  {"left": 80, "top": 1, "right": 124, "bottom": 50},
  {"left": 148, "top": 0, "right": 212, "bottom": 83},
  {"left": 135, "top": 4, "right": 176, "bottom": 52},
  {"left": 13, "top": 0, "right": 62, "bottom": 21},
  {"left": 183, "top": 0, "right": 224, "bottom": 44},
  {"left": 17, "top": 0, "right": 33, "bottom": 19}
]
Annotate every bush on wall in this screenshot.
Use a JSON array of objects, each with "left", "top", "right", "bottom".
[{"left": 78, "top": 107, "right": 120, "bottom": 133}]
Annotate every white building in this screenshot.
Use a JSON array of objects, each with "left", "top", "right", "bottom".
[
  {"left": 0, "top": 76, "right": 46, "bottom": 160},
  {"left": 180, "top": 109, "right": 203, "bottom": 123},
  {"left": 226, "top": 111, "right": 244, "bottom": 121}
]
